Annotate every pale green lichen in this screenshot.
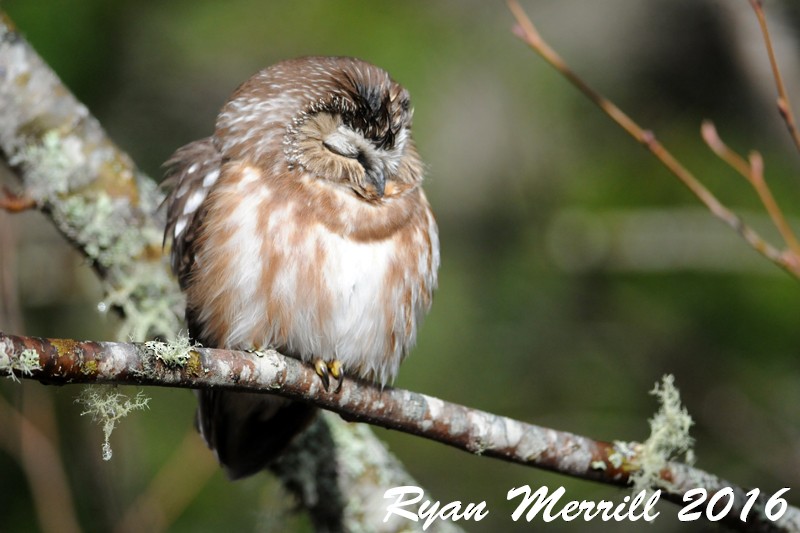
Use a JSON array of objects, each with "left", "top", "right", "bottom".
[
  {"left": 17, "top": 349, "right": 40, "bottom": 374},
  {"left": 54, "top": 188, "right": 183, "bottom": 342},
  {"left": 144, "top": 333, "right": 195, "bottom": 367},
  {"left": 88, "top": 217, "right": 183, "bottom": 348},
  {"left": 0, "top": 340, "right": 41, "bottom": 383},
  {"left": 9, "top": 129, "right": 90, "bottom": 200},
  {"left": 608, "top": 440, "right": 636, "bottom": 470},
  {"left": 99, "top": 260, "right": 185, "bottom": 342},
  {"left": 76, "top": 387, "right": 150, "bottom": 461},
  {"left": 324, "top": 412, "right": 413, "bottom": 491},
  {"left": 54, "top": 193, "right": 148, "bottom": 269},
  {"left": 630, "top": 374, "right": 695, "bottom": 492},
  {"left": 12, "top": 129, "right": 178, "bottom": 342},
  {"left": 82, "top": 359, "right": 99, "bottom": 375},
  {"left": 12, "top": 126, "right": 180, "bottom": 343}
]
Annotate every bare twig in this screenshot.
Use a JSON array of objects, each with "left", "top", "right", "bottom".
[
  {"left": 1, "top": 331, "right": 798, "bottom": 532},
  {"left": 701, "top": 121, "right": 800, "bottom": 261},
  {"left": 701, "top": 121, "right": 753, "bottom": 178},
  {"left": 747, "top": 152, "right": 800, "bottom": 259},
  {"left": 748, "top": 0, "right": 800, "bottom": 154},
  {"left": 507, "top": 0, "right": 800, "bottom": 279}
]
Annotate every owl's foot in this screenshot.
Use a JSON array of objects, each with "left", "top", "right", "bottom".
[
  {"left": 330, "top": 360, "right": 344, "bottom": 393},
  {"left": 314, "top": 359, "right": 344, "bottom": 393}
]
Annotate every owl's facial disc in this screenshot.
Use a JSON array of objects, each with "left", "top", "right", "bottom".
[
  {"left": 323, "top": 127, "right": 386, "bottom": 197},
  {"left": 292, "top": 112, "right": 396, "bottom": 200}
]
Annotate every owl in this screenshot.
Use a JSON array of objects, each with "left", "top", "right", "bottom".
[{"left": 162, "top": 56, "right": 439, "bottom": 479}]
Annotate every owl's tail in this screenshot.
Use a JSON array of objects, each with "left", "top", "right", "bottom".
[{"left": 196, "top": 390, "right": 318, "bottom": 480}]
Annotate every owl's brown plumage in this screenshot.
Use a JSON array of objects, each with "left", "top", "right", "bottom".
[{"left": 163, "top": 56, "right": 439, "bottom": 479}]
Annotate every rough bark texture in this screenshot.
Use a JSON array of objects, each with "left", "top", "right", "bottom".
[{"left": 2, "top": 332, "right": 799, "bottom": 533}]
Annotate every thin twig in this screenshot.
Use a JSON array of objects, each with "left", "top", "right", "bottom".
[
  {"left": 748, "top": 151, "right": 800, "bottom": 257},
  {"left": 701, "top": 121, "right": 800, "bottom": 260},
  {"left": 507, "top": 0, "right": 800, "bottom": 279},
  {"left": 2, "top": 331, "right": 799, "bottom": 533},
  {"left": 701, "top": 121, "right": 752, "bottom": 177},
  {"left": 748, "top": 0, "right": 800, "bottom": 154}
]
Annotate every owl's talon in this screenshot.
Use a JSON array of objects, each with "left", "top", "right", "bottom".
[
  {"left": 245, "top": 347, "right": 268, "bottom": 357},
  {"left": 334, "top": 367, "right": 344, "bottom": 393},
  {"left": 313, "top": 359, "right": 344, "bottom": 392},
  {"left": 328, "top": 360, "right": 342, "bottom": 380},
  {"left": 314, "top": 359, "right": 331, "bottom": 391},
  {"left": 327, "top": 360, "right": 344, "bottom": 392}
]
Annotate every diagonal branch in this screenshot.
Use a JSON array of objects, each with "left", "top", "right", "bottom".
[
  {"left": 0, "top": 11, "right": 452, "bottom": 532},
  {"left": 507, "top": 0, "right": 800, "bottom": 279},
  {"left": 0, "top": 11, "right": 182, "bottom": 342},
  {"left": 702, "top": 121, "right": 800, "bottom": 259},
  {"left": 748, "top": 0, "right": 800, "bottom": 154},
  {"left": 2, "top": 331, "right": 799, "bottom": 532}
]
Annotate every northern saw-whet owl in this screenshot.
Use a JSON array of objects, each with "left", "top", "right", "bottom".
[{"left": 163, "top": 56, "right": 440, "bottom": 479}]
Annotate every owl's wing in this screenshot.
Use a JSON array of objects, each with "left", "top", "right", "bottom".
[{"left": 161, "top": 138, "right": 222, "bottom": 289}]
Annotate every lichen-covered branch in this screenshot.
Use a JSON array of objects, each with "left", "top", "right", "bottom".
[
  {"left": 1, "top": 332, "right": 798, "bottom": 532},
  {"left": 0, "top": 11, "right": 456, "bottom": 532},
  {"left": 0, "top": 11, "right": 183, "bottom": 341}
]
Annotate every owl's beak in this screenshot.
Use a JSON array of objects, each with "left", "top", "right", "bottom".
[{"left": 366, "top": 167, "right": 386, "bottom": 198}]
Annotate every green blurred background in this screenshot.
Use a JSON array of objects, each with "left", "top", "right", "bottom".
[{"left": 1, "top": 1, "right": 799, "bottom": 531}]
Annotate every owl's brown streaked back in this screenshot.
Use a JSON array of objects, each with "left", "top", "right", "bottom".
[
  {"left": 162, "top": 56, "right": 439, "bottom": 480},
  {"left": 162, "top": 138, "right": 220, "bottom": 288}
]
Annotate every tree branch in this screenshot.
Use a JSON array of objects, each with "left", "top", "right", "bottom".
[
  {"left": 748, "top": 0, "right": 800, "bottom": 155},
  {"left": 0, "top": 11, "right": 455, "bottom": 532},
  {"left": 701, "top": 121, "right": 800, "bottom": 258},
  {"left": 507, "top": 0, "right": 800, "bottom": 279},
  {"left": 0, "top": 10, "right": 182, "bottom": 342},
  {"left": 1, "top": 331, "right": 798, "bottom": 532}
]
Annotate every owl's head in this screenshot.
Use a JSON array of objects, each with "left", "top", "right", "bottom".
[{"left": 215, "top": 56, "right": 423, "bottom": 202}]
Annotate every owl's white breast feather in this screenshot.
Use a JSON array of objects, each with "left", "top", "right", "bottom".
[{"left": 190, "top": 164, "right": 435, "bottom": 385}]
